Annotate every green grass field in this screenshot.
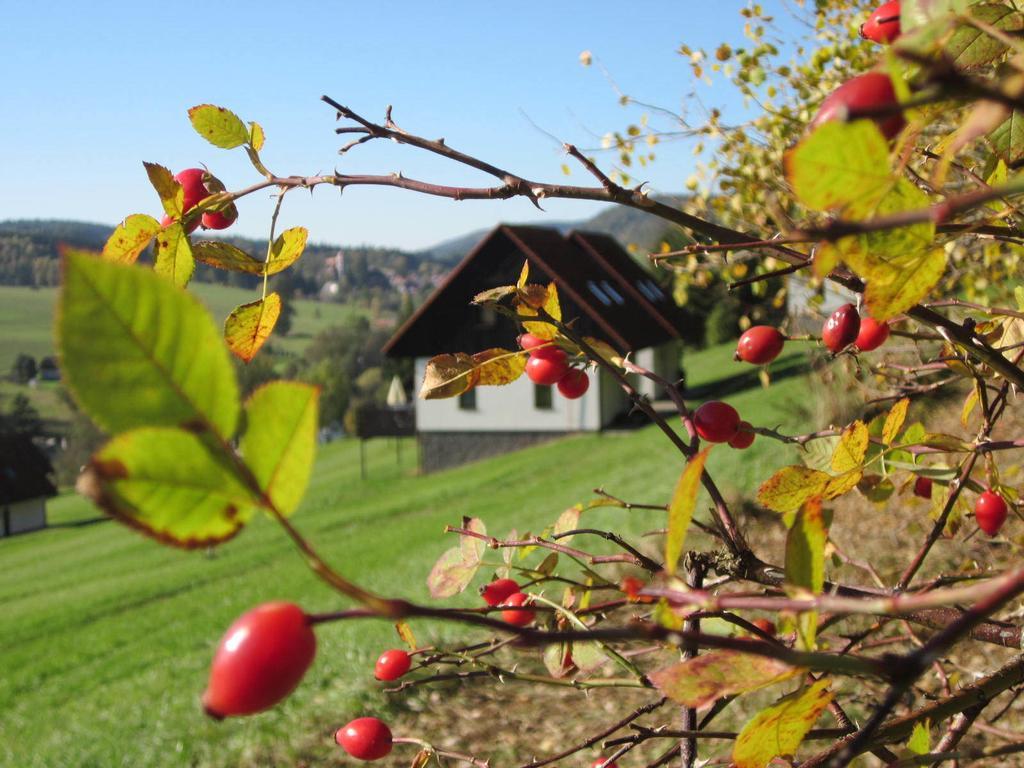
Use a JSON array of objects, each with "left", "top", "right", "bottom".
[
  {"left": 0, "top": 284, "right": 367, "bottom": 374},
  {"left": 0, "top": 345, "right": 809, "bottom": 768}
]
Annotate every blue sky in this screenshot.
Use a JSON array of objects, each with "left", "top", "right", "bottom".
[{"left": 1, "top": 2, "right": 794, "bottom": 250}]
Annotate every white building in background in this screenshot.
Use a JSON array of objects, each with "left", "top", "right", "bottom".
[
  {"left": 384, "top": 225, "right": 686, "bottom": 472},
  {"left": 0, "top": 436, "right": 57, "bottom": 537}
]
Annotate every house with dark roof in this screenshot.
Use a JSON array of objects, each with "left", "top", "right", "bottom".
[
  {"left": 0, "top": 436, "right": 57, "bottom": 537},
  {"left": 383, "top": 225, "right": 687, "bottom": 472}
]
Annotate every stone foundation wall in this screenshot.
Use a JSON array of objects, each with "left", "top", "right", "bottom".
[{"left": 418, "top": 431, "right": 564, "bottom": 474}]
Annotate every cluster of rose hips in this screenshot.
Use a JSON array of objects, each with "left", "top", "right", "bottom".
[
  {"left": 163, "top": 167, "right": 239, "bottom": 233},
  {"left": 809, "top": 2, "right": 904, "bottom": 140},
  {"left": 199, "top": 585, "right": 541, "bottom": 760},
  {"left": 519, "top": 333, "right": 590, "bottom": 399},
  {"left": 692, "top": 400, "right": 756, "bottom": 449},
  {"left": 733, "top": 305, "right": 888, "bottom": 369}
]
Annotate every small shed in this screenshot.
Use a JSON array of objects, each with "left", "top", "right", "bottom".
[
  {"left": 0, "top": 436, "right": 57, "bottom": 537},
  {"left": 383, "top": 224, "right": 687, "bottom": 472}
]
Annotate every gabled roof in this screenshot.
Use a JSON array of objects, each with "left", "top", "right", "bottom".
[
  {"left": 0, "top": 436, "right": 57, "bottom": 505},
  {"left": 384, "top": 224, "right": 684, "bottom": 358}
]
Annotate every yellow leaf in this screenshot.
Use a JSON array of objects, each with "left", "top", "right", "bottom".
[
  {"left": 471, "top": 348, "right": 528, "bottom": 386},
  {"left": 732, "top": 679, "right": 834, "bottom": 768},
  {"left": 665, "top": 448, "right": 711, "bottom": 575},
  {"left": 831, "top": 420, "right": 868, "bottom": 473},
  {"left": 882, "top": 399, "right": 909, "bottom": 445},
  {"left": 224, "top": 293, "right": 281, "bottom": 362},
  {"left": 419, "top": 353, "right": 478, "bottom": 399},
  {"left": 102, "top": 214, "right": 161, "bottom": 264}
]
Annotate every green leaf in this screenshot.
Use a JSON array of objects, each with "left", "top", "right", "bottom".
[
  {"left": 665, "top": 448, "right": 711, "bottom": 575},
  {"left": 239, "top": 381, "right": 318, "bottom": 516},
  {"left": 945, "top": 4, "right": 1024, "bottom": 70},
  {"left": 77, "top": 427, "right": 258, "bottom": 548},
  {"left": 732, "top": 679, "right": 834, "bottom": 768},
  {"left": 143, "top": 162, "right": 184, "bottom": 218},
  {"left": 188, "top": 104, "right": 250, "bottom": 149},
  {"left": 758, "top": 466, "right": 829, "bottom": 515},
  {"left": 471, "top": 348, "right": 527, "bottom": 386},
  {"left": 193, "top": 241, "right": 264, "bottom": 274},
  {"left": 989, "top": 111, "right": 1024, "bottom": 166},
  {"left": 427, "top": 546, "right": 481, "bottom": 599},
  {"left": 648, "top": 650, "right": 799, "bottom": 708},
  {"left": 249, "top": 121, "right": 266, "bottom": 151},
  {"left": 831, "top": 420, "right": 868, "bottom": 474},
  {"left": 267, "top": 226, "right": 309, "bottom": 275},
  {"left": 786, "top": 500, "right": 827, "bottom": 595},
  {"left": 57, "top": 252, "right": 240, "bottom": 439},
  {"left": 459, "top": 517, "right": 487, "bottom": 565},
  {"left": 786, "top": 498, "right": 827, "bottom": 648},
  {"left": 784, "top": 121, "right": 893, "bottom": 212},
  {"left": 224, "top": 294, "right": 281, "bottom": 362},
  {"left": 102, "top": 214, "right": 161, "bottom": 264},
  {"left": 152, "top": 222, "right": 195, "bottom": 288},
  {"left": 907, "top": 719, "right": 932, "bottom": 755}
]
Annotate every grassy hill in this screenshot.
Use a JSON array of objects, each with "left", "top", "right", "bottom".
[
  {"left": 0, "top": 346, "right": 810, "bottom": 768},
  {"left": 0, "top": 283, "right": 367, "bottom": 374}
]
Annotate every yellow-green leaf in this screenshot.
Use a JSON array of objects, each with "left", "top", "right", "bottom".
[
  {"left": 419, "top": 353, "right": 478, "bottom": 399},
  {"left": 758, "top": 466, "right": 829, "bottom": 515},
  {"left": 266, "top": 226, "right": 308, "bottom": 275},
  {"left": 471, "top": 348, "right": 527, "bottom": 386},
  {"left": 152, "top": 222, "right": 195, "bottom": 288},
  {"left": 193, "top": 241, "right": 264, "bottom": 274},
  {"left": 427, "top": 547, "right": 481, "bottom": 598},
  {"left": 786, "top": 498, "right": 827, "bottom": 648},
  {"left": 188, "top": 104, "right": 250, "bottom": 149},
  {"left": 823, "top": 469, "right": 862, "bottom": 500},
  {"left": 665, "top": 448, "right": 711, "bottom": 575},
  {"left": 583, "top": 336, "right": 624, "bottom": 367},
  {"left": 732, "top": 679, "right": 834, "bottom": 768},
  {"left": 239, "top": 381, "right": 318, "bottom": 516},
  {"left": 883, "top": 398, "right": 910, "bottom": 445},
  {"left": 648, "top": 651, "right": 799, "bottom": 708},
  {"left": 784, "top": 121, "right": 893, "bottom": 212},
  {"left": 77, "top": 427, "right": 258, "bottom": 548},
  {"left": 459, "top": 517, "right": 487, "bottom": 565},
  {"left": 224, "top": 294, "right": 281, "bottom": 363},
  {"left": 143, "top": 162, "right": 184, "bottom": 218},
  {"left": 102, "top": 214, "right": 161, "bottom": 264},
  {"left": 831, "top": 420, "right": 868, "bottom": 473},
  {"left": 516, "top": 260, "right": 530, "bottom": 289},
  {"left": 249, "top": 121, "right": 266, "bottom": 151},
  {"left": 395, "top": 621, "right": 417, "bottom": 651},
  {"left": 907, "top": 719, "right": 931, "bottom": 755}
]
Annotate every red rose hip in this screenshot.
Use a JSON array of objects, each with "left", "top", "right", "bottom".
[
  {"left": 593, "top": 759, "right": 619, "bottom": 768},
  {"left": 518, "top": 333, "right": 546, "bottom": 351},
  {"left": 913, "top": 476, "right": 933, "bottom": 500},
  {"left": 202, "top": 601, "right": 316, "bottom": 718},
  {"left": 202, "top": 204, "right": 238, "bottom": 231},
  {"left": 336, "top": 717, "right": 393, "bottom": 761},
  {"left": 501, "top": 592, "right": 535, "bottom": 626},
  {"left": 861, "top": 0, "right": 901, "bottom": 44},
  {"left": 728, "top": 421, "right": 755, "bottom": 449},
  {"left": 174, "top": 167, "right": 210, "bottom": 212},
  {"left": 811, "top": 72, "right": 905, "bottom": 140},
  {"left": 822, "top": 303, "right": 861, "bottom": 354},
  {"left": 526, "top": 353, "right": 570, "bottom": 386},
  {"left": 481, "top": 578, "right": 520, "bottom": 606},
  {"left": 735, "top": 326, "right": 785, "bottom": 365},
  {"left": 374, "top": 649, "right": 412, "bottom": 681},
  {"left": 693, "top": 400, "right": 741, "bottom": 443},
  {"left": 557, "top": 369, "right": 590, "bottom": 399},
  {"left": 975, "top": 490, "right": 1008, "bottom": 536},
  {"left": 752, "top": 618, "right": 777, "bottom": 637},
  {"left": 856, "top": 317, "right": 890, "bottom": 351}
]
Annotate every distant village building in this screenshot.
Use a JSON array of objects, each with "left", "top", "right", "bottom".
[
  {"left": 0, "top": 436, "right": 57, "bottom": 537},
  {"left": 384, "top": 225, "right": 687, "bottom": 473}
]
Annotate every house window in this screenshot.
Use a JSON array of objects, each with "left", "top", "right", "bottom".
[
  {"left": 459, "top": 388, "right": 477, "bottom": 410},
  {"left": 586, "top": 280, "right": 612, "bottom": 306},
  {"left": 600, "top": 280, "right": 626, "bottom": 305},
  {"left": 534, "top": 383, "right": 553, "bottom": 410}
]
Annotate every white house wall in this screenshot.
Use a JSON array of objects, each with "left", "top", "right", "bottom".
[
  {"left": 415, "top": 357, "right": 603, "bottom": 432},
  {"left": 5, "top": 499, "right": 46, "bottom": 536}
]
